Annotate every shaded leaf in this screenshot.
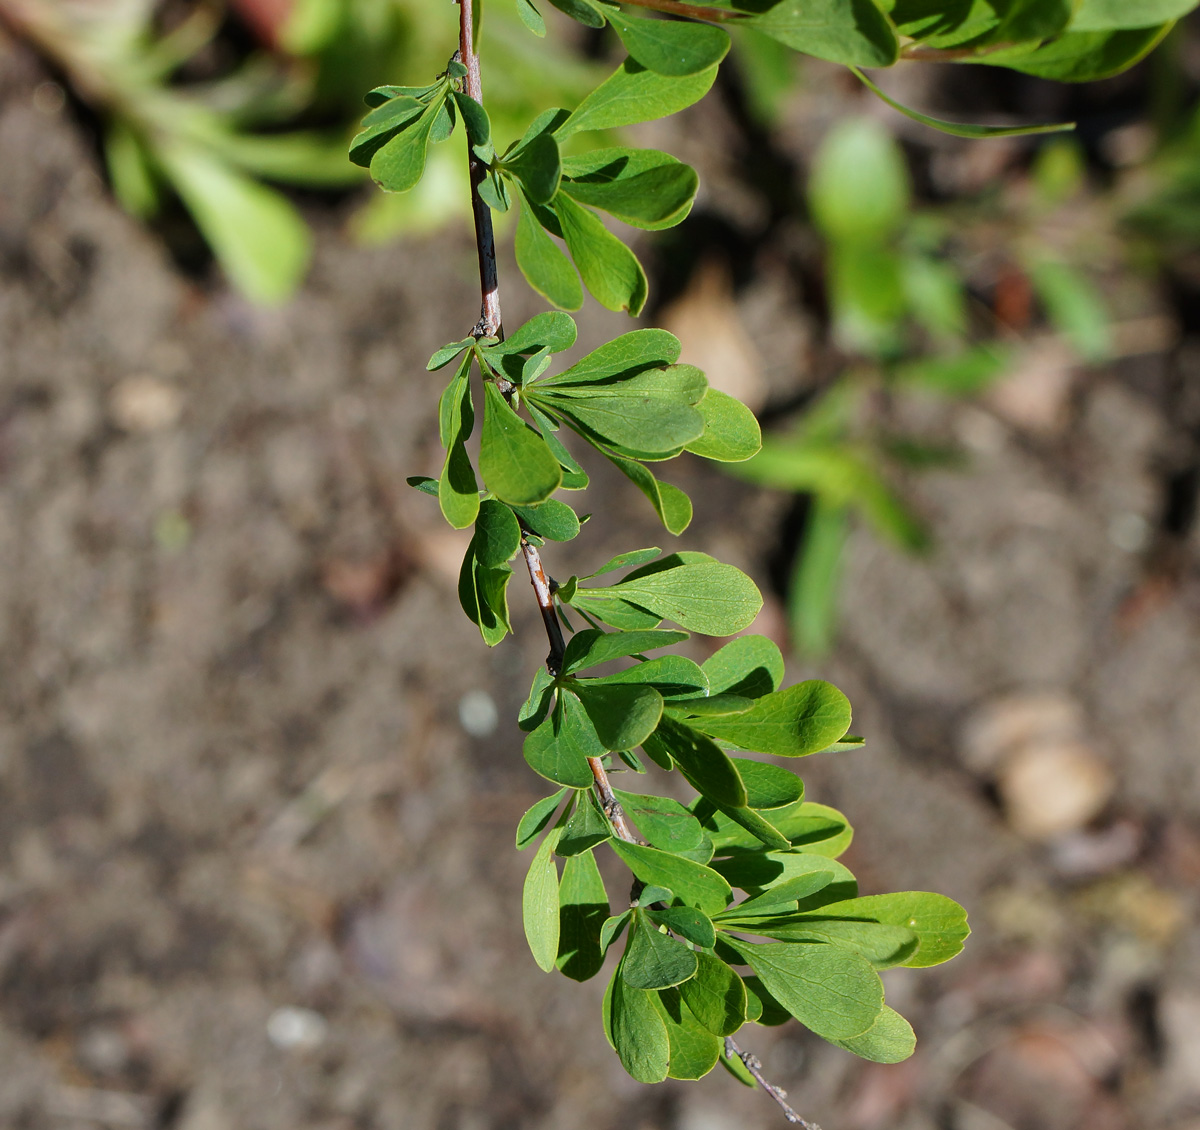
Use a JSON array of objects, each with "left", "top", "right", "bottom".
[
  {"left": 678, "top": 950, "right": 746, "bottom": 1036},
  {"left": 702, "top": 635, "right": 784, "bottom": 698},
  {"left": 623, "top": 909, "right": 698, "bottom": 989},
  {"left": 557, "top": 849, "right": 610, "bottom": 981}
]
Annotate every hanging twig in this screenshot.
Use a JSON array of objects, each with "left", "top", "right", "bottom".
[{"left": 454, "top": 2, "right": 812, "bottom": 1122}]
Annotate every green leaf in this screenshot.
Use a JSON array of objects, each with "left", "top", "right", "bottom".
[
  {"left": 678, "top": 950, "right": 747, "bottom": 1036},
  {"left": 438, "top": 359, "right": 480, "bottom": 530},
  {"left": 533, "top": 364, "right": 708, "bottom": 455},
  {"left": 542, "top": 328, "right": 681, "bottom": 385},
  {"left": 604, "top": 963, "right": 671, "bottom": 1083},
  {"left": 158, "top": 143, "right": 311, "bottom": 306},
  {"left": 523, "top": 822, "right": 563, "bottom": 971},
  {"left": 590, "top": 558, "right": 762, "bottom": 636},
  {"left": 602, "top": 451, "right": 694, "bottom": 535},
  {"left": 479, "top": 166, "right": 512, "bottom": 212},
  {"left": 585, "top": 547, "right": 663, "bottom": 578},
  {"left": 516, "top": 787, "right": 570, "bottom": 849},
  {"left": 702, "top": 635, "right": 784, "bottom": 698},
  {"left": 623, "top": 909, "right": 699, "bottom": 989},
  {"left": 557, "top": 848, "right": 610, "bottom": 981},
  {"left": 428, "top": 338, "right": 474, "bottom": 371},
  {"left": 714, "top": 872, "right": 837, "bottom": 919},
  {"left": 851, "top": 68, "right": 1074, "bottom": 139},
  {"left": 502, "top": 133, "right": 562, "bottom": 205},
  {"left": 668, "top": 694, "right": 755, "bottom": 719},
  {"left": 711, "top": 851, "right": 857, "bottom": 903},
  {"left": 519, "top": 666, "right": 557, "bottom": 732},
  {"left": 789, "top": 496, "right": 849, "bottom": 659},
  {"left": 647, "top": 905, "right": 716, "bottom": 949},
  {"left": 601, "top": 910, "right": 632, "bottom": 954},
  {"left": 526, "top": 403, "right": 589, "bottom": 489},
  {"left": 722, "top": 938, "right": 884, "bottom": 1041},
  {"left": 473, "top": 499, "right": 522, "bottom": 567},
  {"left": 547, "top": 0, "right": 609, "bottom": 26},
  {"left": 812, "top": 893, "right": 970, "bottom": 968},
  {"left": 458, "top": 548, "right": 513, "bottom": 646},
  {"left": 515, "top": 191, "right": 583, "bottom": 310},
  {"left": 730, "top": 0, "right": 899, "bottom": 66},
  {"left": 1071, "top": 0, "right": 1196, "bottom": 30},
  {"left": 730, "top": 758, "right": 804, "bottom": 809},
  {"left": 561, "top": 148, "right": 699, "bottom": 230},
  {"left": 613, "top": 790, "right": 704, "bottom": 852},
  {"left": 486, "top": 311, "right": 579, "bottom": 357},
  {"left": 741, "top": 974, "right": 791, "bottom": 1025},
  {"left": 349, "top": 95, "right": 427, "bottom": 167},
  {"left": 450, "top": 91, "right": 491, "bottom": 152},
  {"left": 685, "top": 389, "right": 762, "bottom": 462},
  {"left": 369, "top": 96, "right": 442, "bottom": 193},
  {"left": 505, "top": 500, "right": 577, "bottom": 544},
  {"left": 809, "top": 116, "right": 909, "bottom": 244},
  {"left": 610, "top": 840, "right": 732, "bottom": 914},
  {"left": 516, "top": 0, "right": 547, "bottom": 34},
  {"left": 1029, "top": 258, "right": 1111, "bottom": 361},
  {"left": 829, "top": 1006, "right": 916, "bottom": 1064},
  {"left": 732, "top": 915, "right": 918, "bottom": 968},
  {"left": 980, "top": 25, "right": 1171, "bottom": 81},
  {"left": 570, "top": 589, "right": 667, "bottom": 631},
  {"left": 709, "top": 803, "right": 791, "bottom": 850},
  {"left": 654, "top": 988, "right": 724, "bottom": 1079},
  {"left": 692, "top": 680, "right": 851, "bottom": 757},
  {"left": 557, "top": 59, "right": 719, "bottom": 139},
  {"left": 563, "top": 628, "right": 689, "bottom": 674},
  {"left": 647, "top": 717, "right": 748, "bottom": 808},
  {"left": 558, "top": 790, "right": 613, "bottom": 857},
  {"left": 570, "top": 681, "right": 664, "bottom": 751},
  {"left": 406, "top": 475, "right": 439, "bottom": 497},
  {"left": 606, "top": 11, "right": 731, "bottom": 75},
  {"left": 771, "top": 801, "right": 855, "bottom": 857},
  {"left": 553, "top": 194, "right": 648, "bottom": 316},
  {"left": 479, "top": 382, "right": 562, "bottom": 505},
  {"left": 105, "top": 121, "right": 159, "bottom": 219},
  {"left": 523, "top": 694, "right": 600, "bottom": 788},
  {"left": 592, "top": 655, "right": 709, "bottom": 699}
]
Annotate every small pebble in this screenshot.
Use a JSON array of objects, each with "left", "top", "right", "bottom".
[
  {"left": 266, "top": 1006, "right": 327, "bottom": 1050},
  {"left": 997, "top": 739, "right": 1115, "bottom": 840},
  {"left": 109, "top": 375, "right": 183, "bottom": 432},
  {"left": 458, "top": 689, "right": 498, "bottom": 738}
]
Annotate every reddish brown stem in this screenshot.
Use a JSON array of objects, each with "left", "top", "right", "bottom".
[{"left": 457, "top": 0, "right": 501, "bottom": 339}]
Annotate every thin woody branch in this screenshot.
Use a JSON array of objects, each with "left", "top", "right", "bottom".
[
  {"left": 456, "top": 3, "right": 810, "bottom": 1122},
  {"left": 457, "top": 0, "right": 502, "bottom": 339},
  {"left": 724, "top": 1037, "right": 817, "bottom": 1127}
]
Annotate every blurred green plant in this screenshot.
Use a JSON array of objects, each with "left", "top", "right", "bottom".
[
  {"left": 0, "top": 0, "right": 598, "bottom": 302},
  {"left": 731, "top": 120, "right": 1112, "bottom": 657}
]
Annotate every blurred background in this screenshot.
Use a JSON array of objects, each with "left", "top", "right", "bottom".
[{"left": 1, "top": 2, "right": 1200, "bottom": 1128}]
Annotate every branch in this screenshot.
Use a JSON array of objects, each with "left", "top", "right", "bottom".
[
  {"left": 457, "top": 0, "right": 501, "bottom": 339},
  {"left": 724, "top": 1037, "right": 818, "bottom": 1128},
  {"left": 455, "top": 6, "right": 812, "bottom": 1123}
]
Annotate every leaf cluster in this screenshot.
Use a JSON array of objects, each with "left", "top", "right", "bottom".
[{"left": 516, "top": 631, "right": 969, "bottom": 1080}]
